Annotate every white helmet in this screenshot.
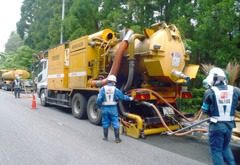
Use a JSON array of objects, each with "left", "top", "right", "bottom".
[
  {"left": 209, "top": 68, "right": 225, "bottom": 77},
  {"left": 107, "top": 75, "right": 117, "bottom": 82},
  {"left": 206, "top": 67, "right": 227, "bottom": 86}
]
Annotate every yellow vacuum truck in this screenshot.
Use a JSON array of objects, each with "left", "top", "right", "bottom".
[
  {"left": 0, "top": 69, "right": 30, "bottom": 91},
  {"left": 33, "top": 22, "right": 205, "bottom": 138}
]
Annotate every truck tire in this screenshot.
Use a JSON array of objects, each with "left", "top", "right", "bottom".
[
  {"left": 87, "top": 95, "right": 102, "bottom": 125},
  {"left": 40, "top": 89, "right": 48, "bottom": 106},
  {"left": 72, "top": 93, "right": 87, "bottom": 119}
]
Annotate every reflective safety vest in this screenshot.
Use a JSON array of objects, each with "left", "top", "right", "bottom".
[
  {"left": 102, "top": 86, "right": 117, "bottom": 105},
  {"left": 210, "top": 85, "right": 234, "bottom": 122},
  {"left": 14, "top": 80, "right": 21, "bottom": 88}
]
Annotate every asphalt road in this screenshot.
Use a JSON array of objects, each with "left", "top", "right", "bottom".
[{"left": 0, "top": 90, "right": 239, "bottom": 165}]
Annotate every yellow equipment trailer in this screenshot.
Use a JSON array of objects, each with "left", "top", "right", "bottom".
[
  {"left": 33, "top": 22, "right": 203, "bottom": 138},
  {"left": 1, "top": 69, "right": 30, "bottom": 90}
]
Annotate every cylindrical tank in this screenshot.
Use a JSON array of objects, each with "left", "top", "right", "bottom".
[
  {"left": 88, "top": 29, "right": 115, "bottom": 41},
  {"left": 131, "top": 23, "right": 188, "bottom": 83},
  {"left": 2, "top": 69, "right": 30, "bottom": 80}
]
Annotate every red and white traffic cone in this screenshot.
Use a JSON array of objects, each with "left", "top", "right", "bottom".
[{"left": 32, "top": 94, "right": 37, "bottom": 109}]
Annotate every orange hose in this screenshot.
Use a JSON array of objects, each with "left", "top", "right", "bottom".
[
  {"left": 121, "top": 118, "right": 130, "bottom": 128},
  {"left": 150, "top": 103, "right": 207, "bottom": 136},
  {"left": 235, "top": 111, "right": 240, "bottom": 119},
  {"left": 163, "top": 85, "right": 179, "bottom": 103},
  {"left": 129, "top": 88, "right": 202, "bottom": 122},
  {"left": 91, "top": 40, "right": 129, "bottom": 87}
]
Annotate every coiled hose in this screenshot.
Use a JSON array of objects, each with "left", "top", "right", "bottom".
[
  {"left": 142, "top": 101, "right": 208, "bottom": 136},
  {"left": 125, "top": 88, "right": 208, "bottom": 136},
  {"left": 129, "top": 88, "right": 203, "bottom": 122}
]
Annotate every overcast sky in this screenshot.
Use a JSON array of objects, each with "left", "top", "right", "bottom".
[{"left": 0, "top": 0, "right": 23, "bottom": 52}]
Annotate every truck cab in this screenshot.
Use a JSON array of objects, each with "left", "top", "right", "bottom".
[{"left": 37, "top": 59, "right": 48, "bottom": 97}]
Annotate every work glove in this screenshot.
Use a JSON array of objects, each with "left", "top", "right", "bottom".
[{"left": 129, "top": 97, "right": 133, "bottom": 101}]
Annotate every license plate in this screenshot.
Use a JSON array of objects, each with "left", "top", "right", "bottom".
[
  {"left": 27, "top": 88, "right": 30, "bottom": 90},
  {"left": 162, "top": 107, "right": 175, "bottom": 115}
]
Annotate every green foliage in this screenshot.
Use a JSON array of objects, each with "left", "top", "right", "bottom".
[
  {"left": 17, "top": 0, "right": 36, "bottom": 40},
  {"left": 194, "top": 0, "right": 239, "bottom": 67},
  {"left": 63, "top": 0, "right": 101, "bottom": 40},
  {"left": 0, "top": 46, "right": 35, "bottom": 73},
  {"left": 185, "top": 72, "right": 206, "bottom": 91},
  {"left": 129, "top": 25, "right": 142, "bottom": 34},
  {"left": 0, "top": 51, "right": 17, "bottom": 69},
  {"left": 5, "top": 32, "right": 24, "bottom": 52},
  {"left": 179, "top": 88, "right": 206, "bottom": 114}
]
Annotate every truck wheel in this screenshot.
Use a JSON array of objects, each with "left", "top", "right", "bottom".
[
  {"left": 72, "top": 93, "right": 87, "bottom": 119},
  {"left": 87, "top": 95, "right": 102, "bottom": 125},
  {"left": 40, "top": 89, "right": 48, "bottom": 106}
]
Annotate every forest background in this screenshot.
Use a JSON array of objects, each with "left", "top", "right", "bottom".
[{"left": 0, "top": 0, "right": 239, "bottom": 111}]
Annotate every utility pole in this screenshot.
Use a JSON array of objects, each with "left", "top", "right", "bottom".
[{"left": 60, "top": 0, "right": 65, "bottom": 44}]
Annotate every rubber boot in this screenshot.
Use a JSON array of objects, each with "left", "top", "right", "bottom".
[
  {"left": 114, "top": 128, "right": 121, "bottom": 143},
  {"left": 103, "top": 128, "right": 108, "bottom": 141}
]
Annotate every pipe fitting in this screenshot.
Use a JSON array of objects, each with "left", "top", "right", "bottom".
[
  {"left": 123, "top": 30, "right": 134, "bottom": 43},
  {"left": 171, "top": 69, "right": 190, "bottom": 84},
  {"left": 128, "top": 34, "right": 145, "bottom": 60},
  {"left": 123, "top": 59, "right": 135, "bottom": 92},
  {"left": 88, "top": 41, "right": 95, "bottom": 47},
  {"left": 141, "top": 101, "right": 153, "bottom": 107}
]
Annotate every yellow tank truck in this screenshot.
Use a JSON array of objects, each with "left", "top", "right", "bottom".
[
  {"left": 1, "top": 69, "right": 30, "bottom": 91},
  {"left": 33, "top": 22, "right": 206, "bottom": 139}
]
